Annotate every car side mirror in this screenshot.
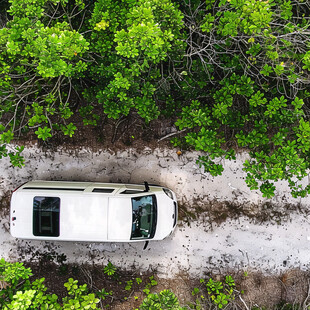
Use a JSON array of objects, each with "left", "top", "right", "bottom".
[
  {"left": 143, "top": 241, "right": 149, "bottom": 250},
  {"left": 144, "top": 181, "right": 150, "bottom": 192}
]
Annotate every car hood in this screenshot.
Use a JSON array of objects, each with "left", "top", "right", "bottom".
[{"left": 153, "top": 193, "right": 176, "bottom": 240}]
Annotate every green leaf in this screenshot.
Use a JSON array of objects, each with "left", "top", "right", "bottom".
[{"left": 35, "top": 127, "right": 52, "bottom": 141}]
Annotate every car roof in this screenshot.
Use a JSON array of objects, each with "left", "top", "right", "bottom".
[
  {"left": 11, "top": 185, "right": 141, "bottom": 241},
  {"left": 19, "top": 180, "right": 124, "bottom": 193},
  {"left": 17, "top": 180, "right": 161, "bottom": 195},
  {"left": 11, "top": 181, "right": 165, "bottom": 242}
]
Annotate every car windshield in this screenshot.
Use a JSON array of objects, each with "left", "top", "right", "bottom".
[{"left": 131, "top": 194, "right": 157, "bottom": 240}]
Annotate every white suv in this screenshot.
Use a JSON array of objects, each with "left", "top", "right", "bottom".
[{"left": 10, "top": 181, "right": 178, "bottom": 243}]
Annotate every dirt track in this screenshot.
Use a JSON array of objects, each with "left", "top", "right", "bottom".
[{"left": 1, "top": 144, "right": 310, "bottom": 277}]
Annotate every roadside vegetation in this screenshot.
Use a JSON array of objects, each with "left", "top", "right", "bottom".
[
  {"left": 1, "top": 0, "right": 310, "bottom": 198},
  {"left": 0, "top": 258, "right": 235, "bottom": 309},
  {"left": 1, "top": 258, "right": 309, "bottom": 309}
]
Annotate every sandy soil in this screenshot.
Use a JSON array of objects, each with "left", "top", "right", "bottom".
[{"left": 1, "top": 144, "right": 310, "bottom": 281}]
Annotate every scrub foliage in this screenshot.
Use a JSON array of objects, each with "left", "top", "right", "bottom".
[{"left": 1, "top": 0, "right": 310, "bottom": 197}]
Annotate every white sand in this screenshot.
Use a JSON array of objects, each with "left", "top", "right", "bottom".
[{"left": 1, "top": 145, "right": 309, "bottom": 277}]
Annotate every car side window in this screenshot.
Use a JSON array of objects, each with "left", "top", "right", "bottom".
[
  {"left": 120, "top": 190, "right": 144, "bottom": 194},
  {"left": 33, "top": 196, "right": 60, "bottom": 237},
  {"left": 92, "top": 188, "right": 114, "bottom": 193}
]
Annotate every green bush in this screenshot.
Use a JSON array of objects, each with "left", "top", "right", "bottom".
[
  {"left": 0, "top": 258, "right": 100, "bottom": 309},
  {"left": 1, "top": 0, "right": 310, "bottom": 198}
]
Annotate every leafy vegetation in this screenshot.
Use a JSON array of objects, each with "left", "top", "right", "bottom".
[
  {"left": 173, "top": 0, "right": 310, "bottom": 198},
  {"left": 103, "top": 261, "right": 117, "bottom": 277},
  {"left": 0, "top": 258, "right": 100, "bottom": 309},
  {"left": 0, "top": 258, "right": 234, "bottom": 309},
  {"left": 1, "top": 0, "right": 310, "bottom": 198},
  {"left": 187, "top": 276, "right": 237, "bottom": 309},
  {"left": 1, "top": 258, "right": 309, "bottom": 309}
]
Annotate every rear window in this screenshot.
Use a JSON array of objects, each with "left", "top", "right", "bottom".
[{"left": 33, "top": 196, "right": 60, "bottom": 237}]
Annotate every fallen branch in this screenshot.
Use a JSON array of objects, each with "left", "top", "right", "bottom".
[
  {"left": 239, "top": 295, "right": 250, "bottom": 310},
  {"left": 158, "top": 129, "right": 186, "bottom": 142}
]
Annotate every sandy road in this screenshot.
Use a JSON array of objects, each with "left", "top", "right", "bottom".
[{"left": 1, "top": 145, "right": 310, "bottom": 276}]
